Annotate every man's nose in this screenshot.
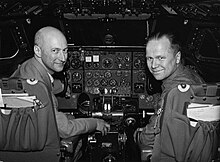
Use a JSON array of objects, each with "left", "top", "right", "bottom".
[
  {"left": 151, "top": 59, "right": 158, "bottom": 68},
  {"left": 59, "top": 51, "right": 67, "bottom": 62}
]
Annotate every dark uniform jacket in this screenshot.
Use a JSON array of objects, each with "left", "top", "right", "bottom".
[
  {"left": 11, "top": 57, "right": 100, "bottom": 138},
  {"left": 135, "top": 64, "right": 205, "bottom": 161}
]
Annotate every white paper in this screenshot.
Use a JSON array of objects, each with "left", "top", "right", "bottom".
[
  {"left": 0, "top": 88, "right": 4, "bottom": 107},
  {"left": 187, "top": 103, "right": 220, "bottom": 122},
  {"left": 3, "top": 96, "right": 36, "bottom": 108}
]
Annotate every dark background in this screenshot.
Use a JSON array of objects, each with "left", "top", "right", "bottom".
[{"left": 0, "top": 0, "right": 220, "bottom": 82}]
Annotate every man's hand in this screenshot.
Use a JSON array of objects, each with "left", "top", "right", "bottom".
[
  {"left": 96, "top": 119, "right": 110, "bottom": 136},
  {"left": 133, "top": 127, "right": 144, "bottom": 143},
  {"left": 66, "top": 114, "right": 75, "bottom": 120}
]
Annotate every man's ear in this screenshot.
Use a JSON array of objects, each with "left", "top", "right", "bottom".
[
  {"left": 34, "top": 45, "right": 41, "bottom": 58},
  {"left": 176, "top": 51, "right": 181, "bottom": 64}
]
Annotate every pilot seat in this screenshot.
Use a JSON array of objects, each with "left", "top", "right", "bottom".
[
  {"left": 0, "top": 77, "right": 61, "bottom": 162},
  {"left": 151, "top": 83, "right": 220, "bottom": 162}
]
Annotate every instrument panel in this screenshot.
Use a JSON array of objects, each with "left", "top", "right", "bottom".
[
  {"left": 56, "top": 45, "right": 161, "bottom": 162},
  {"left": 57, "top": 45, "right": 160, "bottom": 111}
]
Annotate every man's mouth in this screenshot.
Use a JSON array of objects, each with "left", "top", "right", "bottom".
[
  {"left": 56, "top": 62, "right": 66, "bottom": 65},
  {"left": 152, "top": 69, "right": 163, "bottom": 75}
]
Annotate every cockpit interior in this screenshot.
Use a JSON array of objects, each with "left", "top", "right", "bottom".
[{"left": 0, "top": 0, "right": 220, "bottom": 162}]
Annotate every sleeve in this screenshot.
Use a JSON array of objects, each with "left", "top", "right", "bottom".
[
  {"left": 55, "top": 108, "right": 98, "bottom": 138},
  {"left": 49, "top": 85, "right": 98, "bottom": 138},
  {"left": 135, "top": 114, "right": 158, "bottom": 149}
]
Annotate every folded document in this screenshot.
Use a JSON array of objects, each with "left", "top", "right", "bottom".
[
  {"left": 187, "top": 103, "right": 220, "bottom": 122},
  {"left": 0, "top": 88, "right": 36, "bottom": 108}
]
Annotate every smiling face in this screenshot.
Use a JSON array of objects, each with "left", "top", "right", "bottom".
[
  {"left": 34, "top": 27, "right": 68, "bottom": 74},
  {"left": 146, "top": 35, "right": 181, "bottom": 80}
]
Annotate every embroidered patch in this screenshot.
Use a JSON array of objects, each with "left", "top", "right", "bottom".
[
  {"left": 178, "top": 84, "right": 190, "bottom": 92},
  {"left": 27, "top": 78, "right": 38, "bottom": 85}
]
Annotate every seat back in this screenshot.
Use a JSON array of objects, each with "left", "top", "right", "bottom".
[
  {"left": 152, "top": 83, "right": 220, "bottom": 162},
  {"left": 0, "top": 77, "right": 60, "bottom": 162}
]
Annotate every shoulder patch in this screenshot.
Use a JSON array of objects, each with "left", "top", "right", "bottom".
[
  {"left": 178, "top": 84, "right": 190, "bottom": 92},
  {"left": 26, "top": 78, "right": 38, "bottom": 85}
]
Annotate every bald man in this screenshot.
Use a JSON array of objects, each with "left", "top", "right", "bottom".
[{"left": 11, "top": 26, "right": 110, "bottom": 160}]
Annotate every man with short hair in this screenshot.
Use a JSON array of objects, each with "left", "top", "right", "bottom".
[{"left": 134, "top": 31, "right": 204, "bottom": 161}]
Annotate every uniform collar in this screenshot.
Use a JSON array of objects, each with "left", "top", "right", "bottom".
[
  {"left": 47, "top": 72, "right": 54, "bottom": 84},
  {"left": 162, "top": 64, "right": 184, "bottom": 91}
]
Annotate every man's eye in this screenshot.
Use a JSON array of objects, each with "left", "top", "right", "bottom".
[
  {"left": 146, "top": 57, "right": 152, "bottom": 61},
  {"left": 63, "top": 49, "right": 68, "bottom": 54},
  {"left": 52, "top": 49, "right": 58, "bottom": 53},
  {"left": 52, "top": 49, "right": 59, "bottom": 54},
  {"left": 158, "top": 56, "right": 164, "bottom": 60}
]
